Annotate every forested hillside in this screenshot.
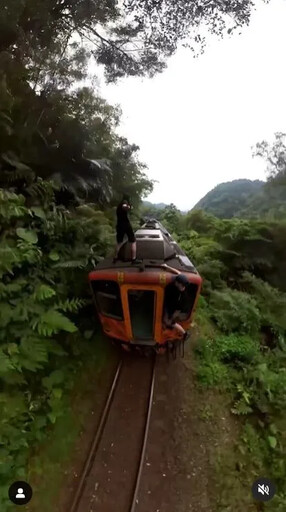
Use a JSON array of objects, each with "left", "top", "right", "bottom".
[
  {"left": 192, "top": 137, "right": 286, "bottom": 220},
  {"left": 192, "top": 179, "right": 264, "bottom": 218},
  {"left": 1, "top": 1, "right": 286, "bottom": 511}
]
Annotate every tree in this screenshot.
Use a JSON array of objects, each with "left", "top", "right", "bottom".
[
  {"left": 254, "top": 132, "right": 286, "bottom": 187},
  {"left": 0, "top": 75, "right": 153, "bottom": 206},
  {"left": 1, "top": 0, "right": 262, "bottom": 83},
  {"left": 183, "top": 209, "right": 219, "bottom": 234},
  {"left": 160, "top": 203, "right": 183, "bottom": 234}
]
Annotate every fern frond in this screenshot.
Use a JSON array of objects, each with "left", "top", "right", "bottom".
[
  {"left": 1, "top": 153, "right": 34, "bottom": 179},
  {"left": 55, "top": 298, "right": 86, "bottom": 313},
  {"left": 16, "top": 241, "right": 42, "bottom": 264},
  {"left": 52, "top": 260, "right": 87, "bottom": 269},
  {"left": 0, "top": 189, "right": 28, "bottom": 219},
  {"left": 48, "top": 209, "right": 68, "bottom": 232},
  {"left": 26, "top": 178, "right": 57, "bottom": 202},
  {"left": 2, "top": 168, "right": 34, "bottom": 184},
  {"left": 0, "top": 246, "right": 19, "bottom": 277},
  {"left": 20, "top": 338, "right": 49, "bottom": 368},
  {"left": 0, "top": 349, "right": 14, "bottom": 375},
  {"left": 33, "top": 284, "right": 56, "bottom": 301},
  {"left": 0, "top": 281, "right": 26, "bottom": 299},
  {"left": 32, "top": 310, "right": 77, "bottom": 335},
  {"left": 0, "top": 189, "right": 22, "bottom": 202},
  {"left": 231, "top": 399, "right": 252, "bottom": 415}
]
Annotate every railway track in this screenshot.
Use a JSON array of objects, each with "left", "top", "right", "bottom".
[{"left": 69, "top": 354, "right": 156, "bottom": 512}]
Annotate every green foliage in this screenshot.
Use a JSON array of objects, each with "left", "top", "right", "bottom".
[
  {"left": 214, "top": 334, "right": 259, "bottom": 364},
  {"left": 183, "top": 209, "right": 219, "bottom": 234},
  {"left": 0, "top": 74, "right": 152, "bottom": 207},
  {"left": 231, "top": 398, "right": 252, "bottom": 415},
  {"left": 195, "top": 329, "right": 286, "bottom": 501},
  {"left": 0, "top": 190, "right": 27, "bottom": 219},
  {"left": 0, "top": 186, "right": 112, "bottom": 507},
  {"left": 239, "top": 423, "right": 270, "bottom": 470},
  {"left": 195, "top": 338, "right": 229, "bottom": 387},
  {"left": 241, "top": 272, "right": 286, "bottom": 332},
  {"left": 209, "top": 289, "right": 261, "bottom": 334},
  {"left": 254, "top": 132, "right": 286, "bottom": 187},
  {"left": 33, "top": 310, "right": 78, "bottom": 336},
  {"left": 188, "top": 211, "right": 286, "bottom": 505},
  {"left": 16, "top": 227, "right": 38, "bottom": 244},
  {"left": 0, "top": 0, "right": 257, "bottom": 85},
  {"left": 159, "top": 203, "right": 183, "bottom": 234},
  {"left": 197, "top": 359, "right": 229, "bottom": 387}
]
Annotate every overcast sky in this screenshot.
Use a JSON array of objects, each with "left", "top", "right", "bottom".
[{"left": 98, "top": 0, "right": 286, "bottom": 210}]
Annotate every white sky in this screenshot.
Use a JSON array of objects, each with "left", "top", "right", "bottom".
[{"left": 97, "top": 0, "right": 286, "bottom": 210}]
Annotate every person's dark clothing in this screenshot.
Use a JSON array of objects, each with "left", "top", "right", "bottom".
[
  {"left": 116, "top": 222, "right": 135, "bottom": 243},
  {"left": 164, "top": 279, "right": 188, "bottom": 317},
  {"left": 116, "top": 200, "right": 130, "bottom": 224},
  {"left": 116, "top": 200, "right": 135, "bottom": 243}
]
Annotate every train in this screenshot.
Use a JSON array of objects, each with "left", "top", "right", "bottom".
[{"left": 89, "top": 219, "right": 202, "bottom": 355}]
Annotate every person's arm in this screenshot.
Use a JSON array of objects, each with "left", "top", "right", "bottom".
[
  {"left": 121, "top": 201, "right": 130, "bottom": 211},
  {"left": 161, "top": 263, "right": 180, "bottom": 275}
]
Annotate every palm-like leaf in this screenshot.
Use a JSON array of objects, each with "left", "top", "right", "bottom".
[{"left": 43, "top": 157, "right": 113, "bottom": 205}]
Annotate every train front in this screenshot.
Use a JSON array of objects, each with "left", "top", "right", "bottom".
[{"left": 89, "top": 220, "right": 202, "bottom": 353}]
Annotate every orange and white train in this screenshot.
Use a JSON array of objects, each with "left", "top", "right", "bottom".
[{"left": 89, "top": 219, "right": 202, "bottom": 354}]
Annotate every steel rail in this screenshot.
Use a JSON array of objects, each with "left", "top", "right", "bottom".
[
  {"left": 70, "top": 359, "right": 122, "bottom": 512},
  {"left": 129, "top": 356, "right": 156, "bottom": 512}
]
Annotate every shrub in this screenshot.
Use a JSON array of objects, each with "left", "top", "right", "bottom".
[
  {"left": 214, "top": 334, "right": 260, "bottom": 364},
  {"left": 196, "top": 360, "right": 229, "bottom": 387},
  {"left": 195, "top": 338, "right": 229, "bottom": 387},
  {"left": 209, "top": 289, "right": 261, "bottom": 334},
  {"left": 241, "top": 272, "right": 286, "bottom": 333},
  {"left": 0, "top": 186, "right": 112, "bottom": 508}
]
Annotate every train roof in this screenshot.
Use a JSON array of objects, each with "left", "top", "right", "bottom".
[{"left": 95, "top": 219, "right": 199, "bottom": 274}]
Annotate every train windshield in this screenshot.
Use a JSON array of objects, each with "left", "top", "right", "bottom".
[
  {"left": 91, "top": 280, "right": 123, "bottom": 320},
  {"left": 128, "top": 290, "right": 155, "bottom": 340}
]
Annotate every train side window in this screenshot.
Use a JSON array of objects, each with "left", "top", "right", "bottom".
[
  {"left": 180, "top": 283, "right": 198, "bottom": 320},
  {"left": 90, "top": 280, "right": 123, "bottom": 320}
]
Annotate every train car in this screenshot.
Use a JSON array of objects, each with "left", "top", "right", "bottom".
[{"left": 89, "top": 219, "right": 202, "bottom": 354}]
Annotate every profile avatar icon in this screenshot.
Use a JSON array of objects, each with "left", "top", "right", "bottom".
[
  {"left": 16, "top": 488, "right": 25, "bottom": 499},
  {"left": 8, "top": 480, "right": 32, "bottom": 505}
]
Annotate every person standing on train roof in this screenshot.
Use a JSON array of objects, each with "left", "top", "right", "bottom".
[
  {"left": 161, "top": 264, "right": 190, "bottom": 341},
  {"left": 113, "top": 195, "right": 141, "bottom": 264}
]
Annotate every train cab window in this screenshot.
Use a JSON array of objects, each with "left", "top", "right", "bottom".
[
  {"left": 163, "top": 281, "right": 198, "bottom": 321},
  {"left": 91, "top": 280, "right": 123, "bottom": 320}
]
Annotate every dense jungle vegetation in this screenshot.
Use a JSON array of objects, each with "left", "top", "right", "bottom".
[
  {"left": 143, "top": 201, "right": 286, "bottom": 510},
  {"left": 1, "top": 0, "right": 285, "bottom": 510}
]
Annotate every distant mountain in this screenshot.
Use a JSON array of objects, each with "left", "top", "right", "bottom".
[
  {"left": 192, "top": 179, "right": 265, "bottom": 218},
  {"left": 239, "top": 182, "right": 286, "bottom": 219},
  {"left": 142, "top": 201, "right": 168, "bottom": 210}
]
